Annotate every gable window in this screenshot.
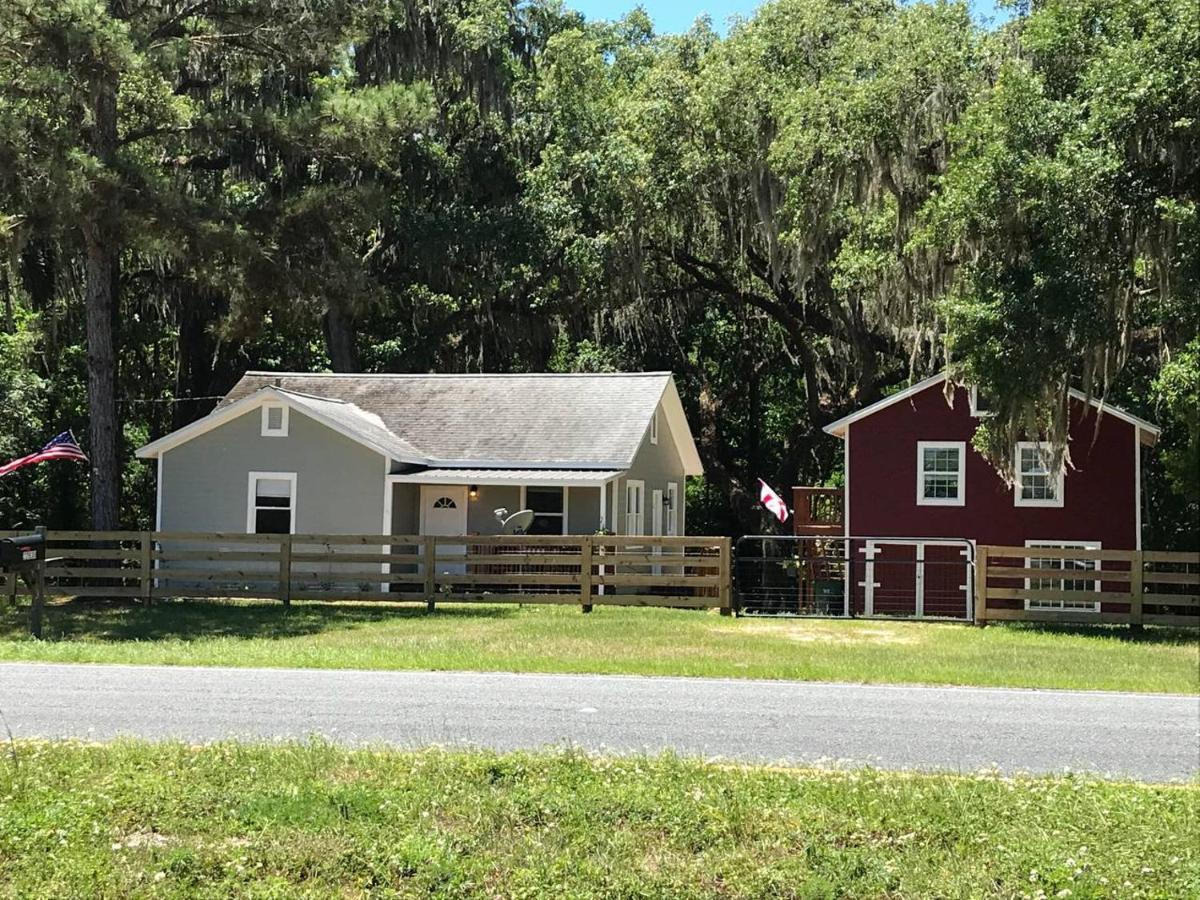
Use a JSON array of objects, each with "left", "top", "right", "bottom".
[
  {"left": 625, "top": 480, "right": 645, "bottom": 536},
  {"left": 526, "top": 486, "right": 565, "bottom": 535},
  {"left": 1015, "top": 442, "right": 1064, "bottom": 507},
  {"left": 969, "top": 386, "right": 995, "bottom": 417},
  {"left": 916, "top": 441, "right": 966, "bottom": 506},
  {"left": 247, "top": 472, "right": 296, "bottom": 534},
  {"left": 649, "top": 411, "right": 659, "bottom": 445},
  {"left": 1025, "top": 540, "right": 1101, "bottom": 613},
  {"left": 261, "top": 403, "right": 289, "bottom": 437}
]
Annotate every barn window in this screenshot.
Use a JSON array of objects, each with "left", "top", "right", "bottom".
[
  {"left": 247, "top": 472, "right": 296, "bottom": 534},
  {"left": 649, "top": 411, "right": 659, "bottom": 445},
  {"left": 969, "top": 386, "right": 996, "bottom": 417},
  {"left": 1024, "top": 541, "right": 1101, "bottom": 613},
  {"left": 916, "top": 442, "right": 965, "bottom": 506},
  {"left": 261, "top": 403, "right": 289, "bottom": 437},
  {"left": 1015, "top": 442, "right": 1064, "bottom": 507},
  {"left": 526, "top": 486, "right": 566, "bottom": 535}
]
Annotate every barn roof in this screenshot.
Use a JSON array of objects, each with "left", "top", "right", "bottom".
[{"left": 822, "top": 372, "right": 1160, "bottom": 445}]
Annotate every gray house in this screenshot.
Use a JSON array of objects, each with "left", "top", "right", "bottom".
[{"left": 136, "top": 372, "right": 703, "bottom": 540}]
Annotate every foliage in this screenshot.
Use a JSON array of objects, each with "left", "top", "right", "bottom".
[
  {"left": 2, "top": 600, "right": 1197, "bottom": 693},
  {"left": 0, "top": 0, "right": 1195, "bottom": 539},
  {"left": 1, "top": 740, "right": 1197, "bottom": 897}
]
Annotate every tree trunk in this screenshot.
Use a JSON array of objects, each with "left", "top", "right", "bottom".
[
  {"left": 82, "top": 73, "right": 121, "bottom": 531},
  {"left": 324, "top": 302, "right": 359, "bottom": 372}
]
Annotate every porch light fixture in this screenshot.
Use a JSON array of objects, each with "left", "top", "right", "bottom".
[{"left": 468, "top": 485, "right": 479, "bottom": 500}]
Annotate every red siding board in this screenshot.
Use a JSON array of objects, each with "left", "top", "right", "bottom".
[{"left": 847, "top": 383, "right": 1139, "bottom": 550}]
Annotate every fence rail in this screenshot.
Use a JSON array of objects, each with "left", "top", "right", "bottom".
[
  {"left": 974, "top": 545, "right": 1199, "bottom": 628},
  {"left": 1, "top": 531, "right": 732, "bottom": 615}
]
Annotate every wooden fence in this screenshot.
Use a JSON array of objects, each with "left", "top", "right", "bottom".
[
  {"left": 1, "top": 531, "right": 732, "bottom": 614},
  {"left": 973, "top": 545, "right": 1199, "bottom": 628}
]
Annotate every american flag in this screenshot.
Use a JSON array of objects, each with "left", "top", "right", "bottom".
[{"left": 0, "top": 431, "right": 89, "bottom": 478}]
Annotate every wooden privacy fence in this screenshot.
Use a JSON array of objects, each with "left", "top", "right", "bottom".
[
  {"left": 0, "top": 531, "right": 732, "bottom": 614},
  {"left": 973, "top": 545, "right": 1199, "bottom": 628}
]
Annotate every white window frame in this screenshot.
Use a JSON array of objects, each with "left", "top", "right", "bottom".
[
  {"left": 649, "top": 411, "right": 658, "bottom": 445},
  {"left": 1024, "top": 540, "right": 1101, "bottom": 613},
  {"left": 520, "top": 485, "right": 568, "bottom": 536},
  {"left": 261, "top": 403, "right": 289, "bottom": 437},
  {"left": 1014, "top": 441, "right": 1064, "bottom": 507},
  {"left": 625, "top": 479, "right": 645, "bottom": 536},
  {"left": 246, "top": 471, "right": 297, "bottom": 534},
  {"left": 916, "top": 441, "right": 966, "bottom": 507},
  {"left": 968, "top": 386, "right": 995, "bottom": 418}
]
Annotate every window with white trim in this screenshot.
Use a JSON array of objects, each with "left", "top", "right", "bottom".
[
  {"left": 625, "top": 480, "right": 645, "bottom": 536},
  {"left": 248, "top": 472, "right": 295, "bottom": 534},
  {"left": 916, "top": 441, "right": 966, "bottom": 506},
  {"left": 526, "top": 487, "right": 565, "bottom": 535},
  {"left": 649, "top": 411, "right": 658, "bottom": 445},
  {"left": 1025, "top": 540, "right": 1101, "bottom": 613},
  {"left": 261, "top": 403, "right": 289, "bottom": 437},
  {"left": 1015, "top": 442, "right": 1063, "bottom": 507},
  {"left": 969, "top": 386, "right": 995, "bottom": 417},
  {"left": 665, "top": 482, "right": 679, "bottom": 536}
]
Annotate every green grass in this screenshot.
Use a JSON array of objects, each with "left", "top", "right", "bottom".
[
  {"left": 0, "top": 740, "right": 1196, "bottom": 898},
  {"left": 1, "top": 598, "right": 1196, "bottom": 693}
]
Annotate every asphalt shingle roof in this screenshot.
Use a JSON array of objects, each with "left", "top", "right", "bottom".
[{"left": 224, "top": 372, "right": 672, "bottom": 468}]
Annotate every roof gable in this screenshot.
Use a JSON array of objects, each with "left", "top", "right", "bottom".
[
  {"left": 135, "top": 387, "right": 427, "bottom": 462},
  {"left": 822, "top": 373, "right": 1160, "bottom": 445}
]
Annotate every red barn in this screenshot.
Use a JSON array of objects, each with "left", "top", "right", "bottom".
[{"left": 792, "top": 373, "right": 1160, "bottom": 618}]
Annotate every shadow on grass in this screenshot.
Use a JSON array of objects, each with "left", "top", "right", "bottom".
[
  {"left": 0, "top": 597, "right": 516, "bottom": 643},
  {"left": 1006, "top": 621, "right": 1200, "bottom": 646}
]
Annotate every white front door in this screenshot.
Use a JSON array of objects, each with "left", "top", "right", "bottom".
[{"left": 420, "top": 485, "right": 469, "bottom": 575}]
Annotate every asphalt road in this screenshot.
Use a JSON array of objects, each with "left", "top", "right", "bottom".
[{"left": 1, "top": 662, "right": 1196, "bottom": 781}]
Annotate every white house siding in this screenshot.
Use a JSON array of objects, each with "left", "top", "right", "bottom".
[
  {"left": 567, "top": 487, "right": 602, "bottom": 534},
  {"left": 158, "top": 405, "right": 387, "bottom": 592},
  {"left": 467, "top": 485, "right": 521, "bottom": 534},
  {"left": 619, "top": 401, "right": 688, "bottom": 536}
]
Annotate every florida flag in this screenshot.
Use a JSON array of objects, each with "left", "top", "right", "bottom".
[{"left": 758, "top": 478, "right": 789, "bottom": 524}]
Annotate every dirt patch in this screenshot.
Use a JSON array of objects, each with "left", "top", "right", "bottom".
[
  {"left": 113, "top": 831, "right": 174, "bottom": 850},
  {"left": 709, "top": 622, "right": 919, "bottom": 646}
]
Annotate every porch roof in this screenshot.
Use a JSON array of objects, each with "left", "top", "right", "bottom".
[{"left": 388, "top": 468, "right": 624, "bottom": 487}]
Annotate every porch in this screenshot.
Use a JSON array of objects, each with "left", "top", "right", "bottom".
[
  {"left": 387, "top": 470, "right": 621, "bottom": 538},
  {"left": 791, "top": 486, "right": 844, "bottom": 537}
]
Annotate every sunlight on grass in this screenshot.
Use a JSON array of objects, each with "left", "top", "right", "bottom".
[
  {"left": 0, "top": 598, "right": 1196, "bottom": 694},
  {"left": 0, "top": 740, "right": 1196, "bottom": 897}
]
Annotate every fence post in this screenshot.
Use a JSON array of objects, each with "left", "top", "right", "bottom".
[
  {"left": 279, "top": 535, "right": 292, "bottom": 607},
  {"left": 29, "top": 525, "right": 46, "bottom": 638},
  {"left": 973, "top": 545, "right": 989, "bottom": 626},
  {"left": 1129, "top": 549, "right": 1144, "bottom": 631},
  {"left": 139, "top": 531, "right": 153, "bottom": 607},
  {"left": 718, "top": 537, "right": 733, "bottom": 616},
  {"left": 423, "top": 536, "right": 436, "bottom": 613},
  {"left": 580, "top": 535, "right": 593, "bottom": 613}
]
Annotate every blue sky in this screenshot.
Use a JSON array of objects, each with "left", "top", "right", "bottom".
[{"left": 568, "top": 1, "right": 1011, "bottom": 34}]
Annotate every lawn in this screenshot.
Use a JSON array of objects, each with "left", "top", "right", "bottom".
[
  {"left": 1, "top": 598, "right": 1196, "bottom": 693},
  {"left": 0, "top": 740, "right": 1196, "bottom": 898}
]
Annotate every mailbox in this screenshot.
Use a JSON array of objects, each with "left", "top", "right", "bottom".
[{"left": 0, "top": 533, "right": 45, "bottom": 570}]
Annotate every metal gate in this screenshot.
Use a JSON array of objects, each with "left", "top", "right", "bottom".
[{"left": 734, "top": 535, "right": 975, "bottom": 619}]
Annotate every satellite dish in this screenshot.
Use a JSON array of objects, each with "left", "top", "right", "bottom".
[{"left": 499, "top": 509, "right": 535, "bottom": 535}]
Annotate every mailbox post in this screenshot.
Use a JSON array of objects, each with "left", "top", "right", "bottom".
[{"left": 0, "top": 527, "right": 47, "bottom": 637}]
